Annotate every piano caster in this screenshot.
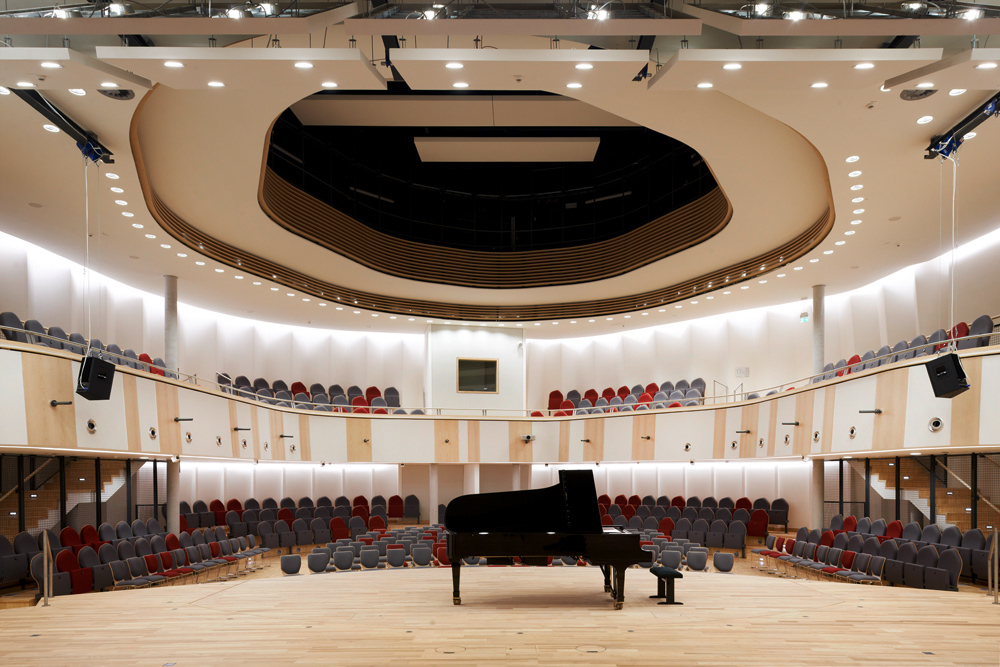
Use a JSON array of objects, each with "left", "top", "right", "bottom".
[
  {"left": 453, "top": 597, "right": 462, "bottom": 605},
  {"left": 604, "top": 585, "right": 612, "bottom": 593},
  {"left": 614, "top": 601, "right": 623, "bottom": 610}
]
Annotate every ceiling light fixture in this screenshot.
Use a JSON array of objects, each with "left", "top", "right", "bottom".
[
  {"left": 114, "top": 200, "right": 127, "bottom": 206},
  {"left": 43, "top": 124, "right": 59, "bottom": 133},
  {"left": 144, "top": 234, "right": 156, "bottom": 239},
  {"left": 216, "top": 268, "right": 224, "bottom": 273},
  {"left": 68, "top": 88, "right": 86, "bottom": 96},
  {"left": 321, "top": 82, "right": 338, "bottom": 88},
  {"left": 848, "top": 170, "right": 862, "bottom": 177},
  {"left": 851, "top": 184, "right": 863, "bottom": 190},
  {"left": 40, "top": 62, "right": 62, "bottom": 69},
  {"left": 177, "top": 253, "right": 187, "bottom": 257},
  {"left": 453, "top": 82, "right": 469, "bottom": 88},
  {"left": 723, "top": 63, "right": 742, "bottom": 70},
  {"left": 121, "top": 211, "right": 134, "bottom": 217},
  {"left": 101, "top": 82, "right": 119, "bottom": 88},
  {"left": 567, "top": 83, "right": 582, "bottom": 89},
  {"left": 964, "top": 131, "right": 977, "bottom": 140},
  {"left": 16, "top": 82, "right": 36, "bottom": 88},
  {"left": 853, "top": 208, "right": 865, "bottom": 214},
  {"left": 208, "top": 81, "right": 225, "bottom": 88},
  {"left": 0, "top": 86, "right": 9, "bottom": 95},
  {"left": 845, "top": 156, "right": 859, "bottom": 162},
  {"left": 110, "top": 187, "right": 123, "bottom": 193},
  {"left": 915, "top": 82, "right": 934, "bottom": 88},
  {"left": 917, "top": 115, "right": 934, "bottom": 124},
  {"left": 131, "top": 223, "right": 143, "bottom": 229},
  {"left": 976, "top": 62, "right": 997, "bottom": 69},
  {"left": 106, "top": 173, "right": 119, "bottom": 179},
  {"left": 811, "top": 82, "right": 828, "bottom": 88},
  {"left": 809, "top": 258, "right": 819, "bottom": 263},
  {"left": 446, "top": 62, "right": 464, "bottom": 69},
  {"left": 294, "top": 62, "right": 313, "bottom": 69},
  {"left": 823, "top": 250, "right": 833, "bottom": 255},
  {"left": 852, "top": 197, "right": 864, "bottom": 203},
  {"left": 777, "top": 273, "right": 786, "bottom": 278},
  {"left": 160, "top": 244, "right": 171, "bottom": 249},
  {"left": 851, "top": 219, "right": 862, "bottom": 225},
  {"left": 576, "top": 63, "right": 593, "bottom": 70},
  {"left": 854, "top": 63, "right": 874, "bottom": 70},
  {"left": 697, "top": 82, "right": 713, "bottom": 89},
  {"left": 793, "top": 267, "right": 803, "bottom": 271},
  {"left": 164, "top": 61, "right": 184, "bottom": 68},
  {"left": 740, "top": 285, "right": 749, "bottom": 290},
  {"left": 845, "top": 230, "right": 856, "bottom": 235},
  {"left": 835, "top": 241, "right": 846, "bottom": 246},
  {"left": 949, "top": 89, "right": 966, "bottom": 96},
  {"left": 196, "top": 261, "right": 206, "bottom": 266}
]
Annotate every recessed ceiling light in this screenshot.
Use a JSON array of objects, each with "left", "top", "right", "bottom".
[
  {"left": 917, "top": 115, "right": 933, "bottom": 124},
  {"left": 287, "top": 292, "right": 295, "bottom": 297},
  {"left": 446, "top": 62, "right": 464, "bottom": 69},
  {"left": 196, "top": 261, "right": 206, "bottom": 266},
  {"left": 294, "top": 62, "right": 313, "bottom": 69},
  {"left": 852, "top": 197, "right": 864, "bottom": 203},
  {"left": 453, "top": 82, "right": 469, "bottom": 88},
  {"left": 793, "top": 267, "right": 803, "bottom": 271},
  {"left": 253, "top": 281, "right": 261, "bottom": 285},
  {"left": 848, "top": 170, "right": 862, "bottom": 177},
  {"left": 835, "top": 241, "right": 846, "bottom": 246},
  {"left": 121, "top": 211, "right": 134, "bottom": 217},
  {"left": 43, "top": 124, "right": 59, "bottom": 133},
  {"left": 851, "top": 220, "right": 862, "bottom": 225},
  {"left": 823, "top": 250, "right": 833, "bottom": 255},
  {"left": 976, "top": 62, "right": 997, "bottom": 69},
  {"left": 850, "top": 184, "right": 863, "bottom": 191},
  {"left": 321, "top": 81, "right": 338, "bottom": 88},
  {"left": 40, "top": 62, "right": 62, "bottom": 69},
  {"left": 215, "top": 268, "right": 224, "bottom": 273},
  {"left": 566, "top": 83, "right": 582, "bottom": 89},
  {"left": 854, "top": 63, "right": 874, "bottom": 70},
  {"left": 0, "top": 86, "right": 10, "bottom": 95},
  {"left": 534, "top": 322, "right": 541, "bottom": 326},
  {"left": 576, "top": 63, "right": 593, "bottom": 70},
  {"left": 845, "top": 230, "right": 856, "bottom": 235},
  {"left": 132, "top": 223, "right": 143, "bottom": 229},
  {"left": 160, "top": 244, "right": 171, "bottom": 249},
  {"left": 144, "top": 234, "right": 156, "bottom": 239},
  {"left": 606, "top": 317, "right": 613, "bottom": 321},
  {"left": 675, "top": 305, "right": 682, "bottom": 309},
  {"left": 964, "top": 131, "right": 977, "bottom": 140},
  {"left": 740, "top": 285, "right": 750, "bottom": 290},
  {"left": 177, "top": 252, "right": 187, "bottom": 257},
  {"left": 68, "top": 88, "right": 86, "bottom": 96},
  {"left": 16, "top": 82, "right": 36, "bottom": 88},
  {"left": 235, "top": 275, "right": 244, "bottom": 280},
  {"left": 723, "top": 63, "right": 742, "bottom": 70},
  {"left": 114, "top": 199, "right": 128, "bottom": 205},
  {"left": 949, "top": 89, "right": 966, "bottom": 96},
  {"left": 809, "top": 258, "right": 819, "bottom": 263},
  {"left": 696, "top": 82, "right": 713, "bottom": 89},
  {"left": 208, "top": 81, "right": 225, "bottom": 88},
  {"left": 845, "top": 156, "right": 859, "bottom": 163},
  {"left": 915, "top": 82, "right": 934, "bottom": 88},
  {"left": 776, "top": 273, "right": 786, "bottom": 278},
  {"left": 106, "top": 173, "right": 119, "bottom": 179},
  {"left": 853, "top": 208, "right": 864, "bottom": 214},
  {"left": 723, "top": 290, "right": 732, "bottom": 294},
  {"left": 706, "top": 296, "right": 714, "bottom": 300},
  {"left": 110, "top": 187, "right": 124, "bottom": 193},
  {"left": 101, "top": 82, "right": 119, "bottom": 88},
  {"left": 589, "top": 319, "right": 596, "bottom": 322},
  {"left": 408, "top": 317, "right": 414, "bottom": 321},
  {"left": 164, "top": 61, "right": 184, "bottom": 68},
  {"left": 811, "top": 82, "right": 828, "bottom": 88}
]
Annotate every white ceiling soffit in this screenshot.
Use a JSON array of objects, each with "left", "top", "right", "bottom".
[
  {"left": 291, "top": 95, "right": 641, "bottom": 127},
  {"left": 389, "top": 48, "right": 650, "bottom": 92},
  {"left": 883, "top": 47, "right": 1000, "bottom": 90},
  {"left": 0, "top": 47, "right": 151, "bottom": 91},
  {"left": 96, "top": 47, "right": 386, "bottom": 91},
  {"left": 344, "top": 16, "right": 702, "bottom": 36},
  {"left": 0, "top": 3, "right": 361, "bottom": 35},
  {"left": 678, "top": 1, "right": 1000, "bottom": 36},
  {"left": 414, "top": 136, "right": 600, "bottom": 162}
]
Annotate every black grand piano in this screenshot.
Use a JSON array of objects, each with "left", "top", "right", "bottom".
[{"left": 444, "top": 470, "right": 647, "bottom": 610}]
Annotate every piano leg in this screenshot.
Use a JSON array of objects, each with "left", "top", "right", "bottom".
[
  {"left": 600, "top": 565, "right": 612, "bottom": 594},
  {"left": 451, "top": 562, "right": 461, "bottom": 605},
  {"left": 613, "top": 566, "right": 626, "bottom": 610}
]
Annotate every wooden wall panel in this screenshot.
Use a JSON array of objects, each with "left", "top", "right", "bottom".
[
  {"left": 123, "top": 374, "right": 141, "bottom": 453},
  {"left": 346, "top": 418, "right": 372, "bottom": 462},
  {"left": 794, "top": 389, "right": 815, "bottom": 458},
  {"left": 558, "top": 420, "right": 570, "bottom": 462},
  {"left": 631, "top": 414, "right": 655, "bottom": 460},
  {"left": 739, "top": 405, "right": 759, "bottom": 458},
  {"left": 821, "top": 386, "right": 836, "bottom": 455},
  {"left": 436, "top": 420, "right": 460, "bottom": 462},
  {"left": 155, "top": 382, "right": 182, "bottom": 457},
  {"left": 298, "top": 414, "right": 312, "bottom": 461},
  {"left": 954, "top": 356, "right": 982, "bottom": 447},
  {"left": 466, "top": 421, "right": 480, "bottom": 463},
  {"left": 713, "top": 408, "right": 727, "bottom": 459},
  {"left": 873, "top": 368, "right": 908, "bottom": 451},
  {"left": 583, "top": 418, "right": 604, "bottom": 462},
  {"left": 508, "top": 421, "right": 532, "bottom": 463},
  {"left": 22, "top": 353, "right": 76, "bottom": 449},
  {"left": 766, "top": 400, "right": 779, "bottom": 457}
]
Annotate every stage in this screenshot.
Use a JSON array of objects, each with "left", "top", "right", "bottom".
[{"left": 0, "top": 565, "right": 997, "bottom": 666}]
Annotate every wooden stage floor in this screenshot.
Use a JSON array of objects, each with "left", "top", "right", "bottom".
[{"left": 1, "top": 565, "right": 998, "bottom": 666}]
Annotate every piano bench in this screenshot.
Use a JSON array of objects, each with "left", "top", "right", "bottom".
[{"left": 649, "top": 566, "right": 683, "bottom": 606}]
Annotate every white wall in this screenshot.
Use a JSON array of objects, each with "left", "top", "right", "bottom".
[{"left": 427, "top": 325, "right": 525, "bottom": 414}]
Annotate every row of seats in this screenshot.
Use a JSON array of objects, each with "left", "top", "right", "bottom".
[
  {"left": 598, "top": 494, "right": 789, "bottom": 529},
  {"left": 219, "top": 375, "right": 408, "bottom": 413},
  {"left": 547, "top": 379, "right": 709, "bottom": 412},
  {"left": 812, "top": 314, "right": 994, "bottom": 385},
  {"left": 0, "top": 311, "right": 178, "bottom": 378},
  {"left": 181, "top": 494, "right": 420, "bottom": 529},
  {"left": 287, "top": 525, "right": 453, "bottom": 573},
  {"left": 824, "top": 514, "right": 994, "bottom": 581}
]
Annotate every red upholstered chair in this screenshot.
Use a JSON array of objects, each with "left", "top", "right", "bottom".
[
  {"left": 369, "top": 515, "right": 386, "bottom": 530},
  {"left": 670, "top": 496, "right": 686, "bottom": 509},
  {"left": 373, "top": 408, "right": 388, "bottom": 414},
  {"left": 352, "top": 396, "right": 369, "bottom": 414},
  {"left": 277, "top": 507, "right": 295, "bottom": 526},
  {"left": 353, "top": 505, "right": 370, "bottom": 523},
  {"left": 735, "top": 497, "right": 752, "bottom": 512},
  {"left": 845, "top": 354, "right": 862, "bottom": 374},
  {"left": 559, "top": 400, "right": 575, "bottom": 412},
  {"left": 434, "top": 544, "right": 451, "bottom": 566},
  {"left": 365, "top": 386, "right": 381, "bottom": 403},
  {"left": 621, "top": 505, "right": 636, "bottom": 521},
  {"left": 762, "top": 536, "right": 785, "bottom": 569},
  {"left": 638, "top": 392, "right": 653, "bottom": 404},
  {"left": 80, "top": 524, "right": 109, "bottom": 550},
  {"left": 547, "top": 390, "right": 564, "bottom": 412},
  {"left": 747, "top": 509, "right": 770, "bottom": 537},
  {"left": 329, "top": 517, "right": 350, "bottom": 541},
  {"left": 614, "top": 494, "right": 628, "bottom": 508},
  {"left": 949, "top": 321, "right": 970, "bottom": 349},
  {"left": 387, "top": 495, "right": 404, "bottom": 518},
  {"left": 530, "top": 411, "right": 543, "bottom": 417},
  {"left": 159, "top": 550, "right": 194, "bottom": 578},
  {"left": 179, "top": 515, "right": 194, "bottom": 535},
  {"left": 822, "top": 550, "right": 855, "bottom": 576},
  {"left": 60, "top": 527, "right": 86, "bottom": 555},
  {"left": 601, "top": 514, "right": 613, "bottom": 526},
  {"left": 138, "top": 353, "right": 163, "bottom": 376},
  {"left": 226, "top": 498, "right": 244, "bottom": 518},
  {"left": 617, "top": 386, "right": 630, "bottom": 399},
  {"left": 879, "top": 520, "right": 903, "bottom": 544},
  {"left": 658, "top": 517, "right": 675, "bottom": 538},
  {"left": 597, "top": 494, "right": 611, "bottom": 507},
  {"left": 644, "top": 382, "right": 659, "bottom": 395},
  {"left": 554, "top": 411, "right": 569, "bottom": 417},
  {"left": 598, "top": 504, "right": 608, "bottom": 516},
  {"left": 583, "top": 388, "right": 599, "bottom": 404},
  {"left": 601, "top": 387, "right": 616, "bottom": 401},
  {"left": 668, "top": 402, "right": 682, "bottom": 408},
  {"left": 352, "top": 495, "right": 369, "bottom": 510},
  {"left": 819, "top": 530, "right": 835, "bottom": 547},
  {"left": 627, "top": 495, "right": 641, "bottom": 507},
  {"left": 290, "top": 381, "right": 309, "bottom": 398},
  {"left": 210, "top": 499, "right": 227, "bottom": 527},
  {"left": 841, "top": 515, "right": 858, "bottom": 534},
  {"left": 359, "top": 537, "right": 374, "bottom": 546},
  {"left": 56, "top": 549, "right": 93, "bottom": 594}
]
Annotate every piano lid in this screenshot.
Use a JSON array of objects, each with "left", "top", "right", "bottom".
[{"left": 445, "top": 469, "right": 603, "bottom": 534}]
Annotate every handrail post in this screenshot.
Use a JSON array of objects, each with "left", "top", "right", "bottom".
[{"left": 42, "top": 533, "right": 51, "bottom": 607}]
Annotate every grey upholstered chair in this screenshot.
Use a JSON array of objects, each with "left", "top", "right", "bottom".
[{"left": 280, "top": 554, "right": 301, "bottom": 575}]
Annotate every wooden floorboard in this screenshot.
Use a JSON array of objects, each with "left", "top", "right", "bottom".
[{"left": 1, "top": 565, "right": 998, "bottom": 666}]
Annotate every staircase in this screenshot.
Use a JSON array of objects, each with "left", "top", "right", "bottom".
[{"left": 0, "top": 459, "right": 126, "bottom": 536}]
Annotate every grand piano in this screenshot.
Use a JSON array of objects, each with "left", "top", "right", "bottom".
[{"left": 444, "top": 470, "right": 647, "bottom": 610}]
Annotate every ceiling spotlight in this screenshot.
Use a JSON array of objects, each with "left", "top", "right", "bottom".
[
  {"left": 208, "top": 81, "right": 225, "bottom": 88},
  {"left": 852, "top": 197, "right": 864, "bottom": 203},
  {"left": 809, "top": 258, "right": 819, "bottom": 263},
  {"left": 576, "top": 63, "right": 593, "bottom": 70},
  {"left": 105, "top": 172, "right": 119, "bottom": 179},
  {"left": 17, "top": 82, "right": 36, "bottom": 88},
  {"left": 949, "top": 88, "right": 966, "bottom": 96},
  {"left": 917, "top": 115, "right": 934, "bottom": 124},
  {"left": 851, "top": 220, "right": 862, "bottom": 225},
  {"left": 164, "top": 61, "right": 184, "bottom": 68},
  {"left": 853, "top": 208, "right": 865, "bottom": 214},
  {"left": 962, "top": 8, "right": 983, "bottom": 19},
  {"left": 835, "top": 241, "right": 846, "bottom": 246},
  {"left": 43, "top": 124, "right": 60, "bottom": 133},
  {"left": 964, "top": 131, "right": 977, "bottom": 140},
  {"left": 823, "top": 250, "right": 833, "bottom": 255},
  {"left": 132, "top": 223, "right": 143, "bottom": 229},
  {"left": 854, "top": 63, "right": 874, "bottom": 70},
  {"left": 226, "top": 6, "right": 249, "bottom": 17},
  {"left": 848, "top": 170, "right": 861, "bottom": 177},
  {"left": 0, "top": 87, "right": 10, "bottom": 95},
  {"left": 215, "top": 268, "right": 224, "bottom": 273},
  {"left": 785, "top": 10, "right": 805, "bottom": 19},
  {"left": 177, "top": 252, "right": 187, "bottom": 257},
  {"left": 793, "top": 267, "right": 803, "bottom": 271},
  {"left": 196, "top": 261, "right": 206, "bottom": 266},
  {"left": 811, "top": 82, "right": 828, "bottom": 88},
  {"left": 446, "top": 63, "right": 464, "bottom": 69},
  {"left": 915, "top": 82, "right": 934, "bottom": 89},
  {"left": 122, "top": 211, "right": 134, "bottom": 217},
  {"left": 160, "top": 244, "right": 171, "bottom": 249},
  {"left": 321, "top": 81, "right": 338, "bottom": 88},
  {"left": 40, "top": 62, "right": 62, "bottom": 69},
  {"left": 845, "top": 155, "right": 859, "bottom": 162},
  {"left": 723, "top": 63, "right": 742, "bottom": 70},
  {"left": 453, "top": 82, "right": 469, "bottom": 88},
  {"left": 144, "top": 234, "right": 156, "bottom": 239},
  {"left": 253, "top": 281, "right": 261, "bottom": 285},
  {"left": 696, "top": 82, "right": 713, "bottom": 89},
  {"left": 976, "top": 62, "right": 997, "bottom": 69},
  {"left": 68, "top": 88, "right": 86, "bottom": 96},
  {"left": 850, "top": 184, "right": 863, "bottom": 190},
  {"left": 294, "top": 62, "right": 313, "bottom": 69},
  {"left": 114, "top": 199, "right": 127, "bottom": 205},
  {"left": 423, "top": 9, "right": 436, "bottom": 19},
  {"left": 845, "top": 230, "right": 856, "bottom": 235},
  {"left": 567, "top": 83, "right": 582, "bottom": 89},
  {"left": 110, "top": 187, "right": 123, "bottom": 193},
  {"left": 758, "top": 280, "right": 766, "bottom": 284},
  {"left": 740, "top": 285, "right": 750, "bottom": 290},
  {"left": 101, "top": 82, "right": 119, "bottom": 88}
]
